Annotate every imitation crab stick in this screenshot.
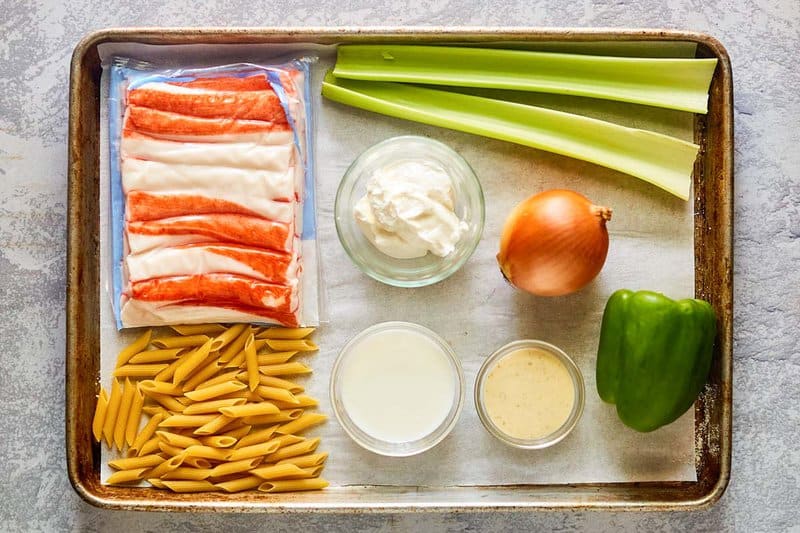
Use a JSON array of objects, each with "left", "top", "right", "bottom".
[
  {"left": 120, "top": 299, "right": 300, "bottom": 328},
  {"left": 125, "top": 191, "right": 295, "bottom": 223},
  {"left": 129, "top": 274, "right": 298, "bottom": 313},
  {"left": 121, "top": 159, "right": 296, "bottom": 202},
  {"left": 126, "top": 243, "right": 299, "bottom": 285},
  {"left": 128, "top": 80, "right": 288, "bottom": 122},
  {"left": 126, "top": 214, "right": 294, "bottom": 254}
]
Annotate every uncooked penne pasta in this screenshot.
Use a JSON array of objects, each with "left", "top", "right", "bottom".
[
  {"left": 155, "top": 357, "right": 183, "bottom": 382},
  {"left": 182, "top": 398, "right": 244, "bottom": 415},
  {"left": 218, "top": 325, "right": 251, "bottom": 364},
  {"left": 254, "top": 385, "right": 299, "bottom": 404},
  {"left": 156, "top": 430, "right": 202, "bottom": 449},
  {"left": 182, "top": 358, "right": 223, "bottom": 391},
  {"left": 140, "top": 380, "right": 183, "bottom": 396},
  {"left": 141, "top": 405, "right": 171, "bottom": 417},
  {"left": 125, "top": 384, "right": 145, "bottom": 446},
  {"left": 283, "top": 466, "right": 324, "bottom": 480},
  {"left": 147, "top": 392, "right": 186, "bottom": 412},
  {"left": 254, "top": 351, "right": 298, "bottom": 366},
  {"left": 173, "top": 338, "right": 215, "bottom": 385},
  {"left": 183, "top": 445, "right": 230, "bottom": 461},
  {"left": 106, "top": 468, "right": 150, "bottom": 485},
  {"left": 108, "top": 454, "right": 164, "bottom": 471},
  {"left": 226, "top": 439, "right": 281, "bottom": 461},
  {"left": 256, "top": 327, "right": 315, "bottom": 340},
  {"left": 92, "top": 387, "right": 109, "bottom": 442},
  {"left": 209, "top": 457, "right": 263, "bottom": 478},
  {"left": 161, "top": 480, "right": 220, "bottom": 493},
  {"left": 158, "top": 441, "right": 186, "bottom": 457},
  {"left": 271, "top": 394, "right": 318, "bottom": 410},
  {"left": 115, "top": 329, "right": 152, "bottom": 367},
  {"left": 244, "top": 334, "right": 259, "bottom": 392},
  {"left": 147, "top": 478, "right": 167, "bottom": 489},
  {"left": 264, "top": 339, "right": 318, "bottom": 352},
  {"left": 194, "top": 369, "right": 241, "bottom": 391},
  {"left": 224, "top": 349, "right": 246, "bottom": 369},
  {"left": 258, "top": 478, "right": 328, "bottom": 493},
  {"left": 264, "top": 437, "right": 321, "bottom": 463},
  {"left": 102, "top": 378, "right": 123, "bottom": 448},
  {"left": 114, "top": 363, "right": 169, "bottom": 378},
  {"left": 233, "top": 424, "right": 279, "bottom": 449},
  {"left": 152, "top": 334, "right": 210, "bottom": 349},
  {"left": 159, "top": 414, "right": 218, "bottom": 428},
  {"left": 136, "top": 436, "right": 161, "bottom": 457},
  {"left": 215, "top": 475, "right": 263, "bottom": 493},
  {"left": 276, "top": 413, "right": 327, "bottom": 435},
  {"left": 161, "top": 467, "right": 213, "bottom": 481},
  {"left": 219, "top": 402, "right": 280, "bottom": 418},
  {"left": 182, "top": 456, "right": 213, "bottom": 469},
  {"left": 241, "top": 409, "right": 302, "bottom": 426},
  {"left": 276, "top": 452, "right": 329, "bottom": 469},
  {"left": 222, "top": 425, "right": 252, "bottom": 441},
  {"left": 170, "top": 324, "right": 226, "bottom": 336},
  {"left": 193, "top": 414, "right": 234, "bottom": 436},
  {"left": 213, "top": 323, "right": 248, "bottom": 351},
  {"left": 198, "top": 435, "right": 236, "bottom": 448},
  {"left": 257, "top": 362, "right": 312, "bottom": 377},
  {"left": 147, "top": 454, "right": 187, "bottom": 479},
  {"left": 184, "top": 380, "right": 246, "bottom": 401},
  {"left": 250, "top": 463, "right": 305, "bottom": 480},
  {"left": 256, "top": 375, "right": 304, "bottom": 394},
  {"left": 274, "top": 434, "right": 305, "bottom": 448},
  {"left": 128, "top": 348, "right": 183, "bottom": 364}
]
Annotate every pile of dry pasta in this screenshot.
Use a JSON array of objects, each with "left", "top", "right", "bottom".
[{"left": 91, "top": 323, "right": 328, "bottom": 493}]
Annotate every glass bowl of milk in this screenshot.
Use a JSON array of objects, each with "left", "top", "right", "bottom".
[
  {"left": 335, "top": 136, "right": 485, "bottom": 288},
  {"left": 330, "top": 321, "right": 465, "bottom": 456}
]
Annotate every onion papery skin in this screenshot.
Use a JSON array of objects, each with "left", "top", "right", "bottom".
[{"left": 497, "top": 189, "right": 611, "bottom": 297}]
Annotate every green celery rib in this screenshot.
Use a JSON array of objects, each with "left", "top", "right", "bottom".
[
  {"left": 332, "top": 45, "right": 718, "bottom": 114},
  {"left": 321, "top": 72, "right": 699, "bottom": 200}
]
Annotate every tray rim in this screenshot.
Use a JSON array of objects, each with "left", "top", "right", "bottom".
[{"left": 66, "top": 26, "right": 733, "bottom": 513}]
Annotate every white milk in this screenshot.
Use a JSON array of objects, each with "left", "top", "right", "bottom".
[{"left": 339, "top": 327, "right": 456, "bottom": 443}]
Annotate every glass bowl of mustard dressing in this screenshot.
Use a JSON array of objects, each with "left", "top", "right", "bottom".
[{"left": 474, "top": 339, "right": 585, "bottom": 449}]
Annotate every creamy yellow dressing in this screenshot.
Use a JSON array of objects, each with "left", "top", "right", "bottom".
[{"left": 483, "top": 348, "right": 575, "bottom": 440}]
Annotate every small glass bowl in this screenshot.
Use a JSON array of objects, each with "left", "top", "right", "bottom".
[
  {"left": 329, "top": 321, "right": 465, "bottom": 457},
  {"left": 334, "top": 136, "right": 485, "bottom": 288},
  {"left": 474, "top": 340, "right": 585, "bottom": 450}
]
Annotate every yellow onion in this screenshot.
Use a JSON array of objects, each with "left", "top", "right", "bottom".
[{"left": 497, "top": 189, "right": 612, "bottom": 296}]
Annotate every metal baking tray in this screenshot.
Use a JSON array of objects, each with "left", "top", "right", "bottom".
[{"left": 66, "top": 27, "right": 733, "bottom": 512}]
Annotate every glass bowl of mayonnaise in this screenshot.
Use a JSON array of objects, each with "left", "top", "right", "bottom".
[{"left": 335, "top": 136, "right": 485, "bottom": 287}]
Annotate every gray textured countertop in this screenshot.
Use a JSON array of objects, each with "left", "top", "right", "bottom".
[{"left": 2, "top": 0, "right": 798, "bottom": 531}]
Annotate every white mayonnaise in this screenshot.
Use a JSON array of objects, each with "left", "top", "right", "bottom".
[
  {"left": 353, "top": 160, "right": 468, "bottom": 259},
  {"left": 339, "top": 326, "right": 457, "bottom": 443}
]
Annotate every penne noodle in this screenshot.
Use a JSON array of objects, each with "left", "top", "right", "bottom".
[
  {"left": 136, "top": 436, "right": 161, "bottom": 457},
  {"left": 217, "top": 325, "right": 252, "bottom": 364},
  {"left": 222, "top": 425, "right": 252, "bottom": 441},
  {"left": 276, "top": 413, "right": 327, "bottom": 435},
  {"left": 241, "top": 409, "right": 303, "bottom": 426},
  {"left": 224, "top": 349, "right": 247, "bottom": 369},
  {"left": 209, "top": 457, "right": 262, "bottom": 478},
  {"left": 169, "top": 324, "right": 226, "bottom": 336},
  {"left": 256, "top": 375, "right": 304, "bottom": 394},
  {"left": 106, "top": 467, "right": 150, "bottom": 485},
  {"left": 108, "top": 454, "right": 164, "bottom": 471},
  {"left": 92, "top": 388, "right": 109, "bottom": 442},
  {"left": 193, "top": 414, "right": 234, "bottom": 436},
  {"left": 141, "top": 405, "right": 171, "bottom": 417},
  {"left": 264, "top": 339, "right": 318, "bottom": 352},
  {"left": 233, "top": 425, "right": 280, "bottom": 449},
  {"left": 271, "top": 394, "right": 319, "bottom": 410},
  {"left": 147, "top": 454, "right": 187, "bottom": 479},
  {"left": 183, "top": 445, "right": 231, "bottom": 461},
  {"left": 139, "top": 380, "right": 183, "bottom": 396},
  {"left": 250, "top": 463, "right": 305, "bottom": 480},
  {"left": 276, "top": 452, "right": 329, "bottom": 469},
  {"left": 199, "top": 435, "right": 237, "bottom": 448},
  {"left": 125, "top": 384, "right": 145, "bottom": 446},
  {"left": 264, "top": 437, "right": 321, "bottom": 463},
  {"left": 255, "top": 385, "right": 299, "bottom": 404},
  {"left": 215, "top": 390, "right": 262, "bottom": 402},
  {"left": 219, "top": 402, "right": 280, "bottom": 418},
  {"left": 182, "top": 456, "right": 212, "bottom": 469},
  {"left": 161, "top": 480, "right": 219, "bottom": 493},
  {"left": 258, "top": 478, "right": 328, "bottom": 493},
  {"left": 147, "top": 392, "right": 186, "bottom": 412},
  {"left": 256, "top": 327, "right": 315, "bottom": 340},
  {"left": 283, "top": 466, "right": 324, "bottom": 480},
  {"left": 114, "top": 363, "right": 169, "bottom": 378},
  {"left": 102, "top": 379, "right": 123, "bottom": 448},
  {"left": 254, "top": 351, "right": 298, "bottom": 366},
  {"left": 182, "top": 398, "right": 245, "bottom": 415},
  {"left": 244, "top": 334, "right": 259, "bottom": 392},
  {"left": 213, "top": 323, "right": 248, "bottom": 351},
  {"left": 156, "top": 430, "right": 202, "bottom": 448},
  {"left": 184, "top": 380, "right": 246, "bottom": 402},
  {"left": 128, "top": 348, "right": 183, "bottom": 364},
  {"left": 175, "top": 396, "right": 194, "bottom": 406},
  {"left": 147, "top": 478, "right": 167, "bottom": 489},
  {"left": 158, "top": 441, "right": 186, "bottom": 457},
  {"left": 152, "top": 334, "right": 210, "bottom": 349},
  {"left": 274, "top": 434, "right": 305, "bottom": 448},
  {"left": 226, "top": 439, "right": 281, "bottom": 461},
  {"left": 161, "top": 467, "right": 213, "bottom": 481},
  {"left": 159, "top": 414, "right": 217, "bottom": 428},
  {"left": 257, "top": 362, "right": 312, "bottom": 377},
  {"left": 154, "top": 357, "right": 183, "bottom": 382},
  {"left": 115, "top": 329, "right": 152, "bottom": 368},
  {"left": 195, "top": 369, "right": 241, "bottom": 391},
  {"left": 172, "top": 338, "right": 215, "bottom": 385},
  {"left": 182, "top": 358, "right": 223, "bottom": 392},
  {"left": 254, "top": 339, "right": 269, "bottom": 351},
  {"left": 215, "top": 475, "right": 263, "bottom": 493}
]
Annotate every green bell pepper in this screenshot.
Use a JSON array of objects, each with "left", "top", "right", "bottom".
[{"left": 596, "top": 289, "right": 716, "bottom": 432}]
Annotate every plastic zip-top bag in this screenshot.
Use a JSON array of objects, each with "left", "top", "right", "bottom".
[{"left": 107, "top": 58, "right": 319, "bottom": 329}]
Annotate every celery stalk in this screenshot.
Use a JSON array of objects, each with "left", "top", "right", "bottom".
[
  {"left": 321, "top": 72, "right": 699, "bottom": 200},
  {"left": 333, "top": 45, "right": 717, "bottom": 114}
]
